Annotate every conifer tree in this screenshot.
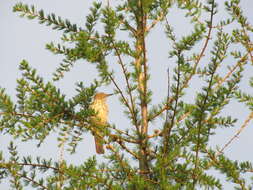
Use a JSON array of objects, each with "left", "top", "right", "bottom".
[{"left": 1, "top": 0, "right": 253, "bottom": 189}]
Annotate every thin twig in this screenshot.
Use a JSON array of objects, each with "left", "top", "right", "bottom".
[
  {"left": 217, "top": 111, "right": 253, "bottom": 156},
  {"left": 148, "top": 111, "right": 191, "bottom": 138},
  {"left": 215, "top": 54, "right": 247, "bottom": 90},
  {"left": 146, "top": 13, "right": 164, "bottom": 32},
  {"left": 111, "top": 41, "right": 139, "bottom": 129},
  {"left": 16, "top": 172, "right": 49, "bottom": 190},
  {"left": 107, "top": 73, "right": 135, "bottom": 121},
  {"left": 149, "top": 0, "right": 215, "bottom": 121}
]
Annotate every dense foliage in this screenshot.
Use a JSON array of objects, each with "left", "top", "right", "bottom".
[{"left": 1, "top": 0, "right": 253, "bottom": 189}]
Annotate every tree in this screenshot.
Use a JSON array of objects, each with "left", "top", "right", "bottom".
[{"left": 1, "top": 0, "right": 253, "bottom": 189}]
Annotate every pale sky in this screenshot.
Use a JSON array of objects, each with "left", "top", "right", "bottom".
[{"left": 1, "top": 0, "right": 253, "bottom": 189}]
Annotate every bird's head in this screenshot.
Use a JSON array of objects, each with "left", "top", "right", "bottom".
[{"left": 94, "top": 92, "right": 113, "bottom": 100}]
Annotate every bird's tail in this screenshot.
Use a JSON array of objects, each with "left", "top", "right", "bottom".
[{"left": 94, "top": 136, "right": 104, "bottom": 154}]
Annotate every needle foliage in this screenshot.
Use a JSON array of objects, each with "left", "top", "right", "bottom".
[{"left": 1, "top": 0, "right": 253, "bottom": 189}]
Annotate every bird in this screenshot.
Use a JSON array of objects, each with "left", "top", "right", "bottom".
[{"left": 90, "top": 92, "right": 113, "bottom": 154}]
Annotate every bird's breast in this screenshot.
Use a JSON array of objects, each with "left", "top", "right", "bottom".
[{"left": 90, "top": 101, "right": 109, "bottom": 125}]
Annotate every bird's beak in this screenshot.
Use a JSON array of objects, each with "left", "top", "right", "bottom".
[{"left": 106, "top": 93, "right": 114, "bottom": 97}]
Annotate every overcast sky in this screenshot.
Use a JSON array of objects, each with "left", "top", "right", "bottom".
[{"left": 1, "top": 0, "right": 253, "bottom": 189}]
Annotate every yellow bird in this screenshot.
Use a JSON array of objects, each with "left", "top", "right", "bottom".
[{"left": 90, "top": 92, "right": 113, "bottom": 154}]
